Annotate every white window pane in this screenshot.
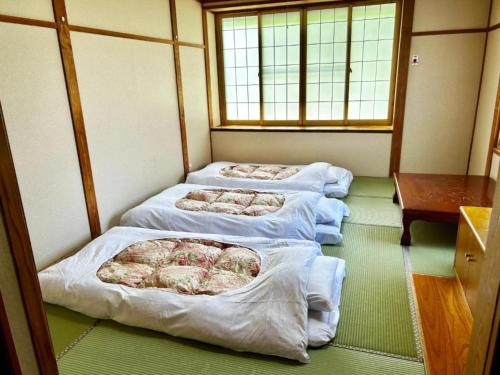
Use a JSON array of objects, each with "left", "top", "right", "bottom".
[
  {"left": 364, "top": 19, "right": 379, "bottom": 41},
  {"left": 235, "top": 49, "right": 247, "bottom": 67},
  {"left": 288, "top": 84, "right": 299, "bottom": 102},
  {"left": 361, "top": 82, "right": 375, "bottom": 101},
  {"left": 375, "top": 81, "right": 390, "bottom": 100},
  {"left": 307, "top": 44, "right": 320, "bottom": 64},
  {"left": 235, "top": 29, "right": 247, "bottom": 47},
  {"left": 248, "top": 67, "right": 259, "bottom": 85},
  {"left": 275, "top": 85, "right": 287, "bottom": 102},
  {"left": 262, "top": 27, "right": 274, "bottom": 46},
  {"left": 287, "top": 12, "right": 300, "bottom": 26},
  {"left": 238, "top": 103, "right": 249, "bottom": 119},
  {"left": 308, "top": 24, "right": 320, "bottom": 44},
  {"left": 333, "top": 63, "right": 346, "bottom": 82},
  {"left": 378, "top": 40, "right": 394, "bottom": 60},
  {"left": 320, "top": 64, "right": 333, "bottom": 82},
  {"left": 348, "top": 101, "right": 360, "bottom": 119},
  {"left": 236, "top": 67, "right": 248, "bottom": 85},
  {"left": 380, "top": 4, "right": 396, "bottom": 18},
  {"left": 335, "top": 8, "right": 348, "bottom": 22},
  {"left": 225, "top": 86, "right": 237, "bottom": 103},
  {"left": 351, "top": 20, "right": 364, "bottom": 41},
  {"left": 262, "top": 67, "right": 274, "bottom": 84},
  {"left": 262, "top": 47, "right": 274, "bottom": 66},
  {"left": 275, "top": 66, "right": 287, "bottom": 84},
  {"left": 379, "top": 18, "right": 395, "bottom": 40},
  {"left": 374, "top": 101, "right": 389, "bottom": 119},
  {"left": 362, "top": 62, "right": 376, "bottom": 81},
  {"left": 332, "top": 102, "right": 344, "bottom": 119},
  {"left": 275, "top": 46, "right": 287, "bottom": 65},
  {"left": 275, "top": 103, "right": 287, "bottom": 120},
  {"left": 306, "top": 102, "right": 319, "bottom": 120},
  {"left": 364, "top": 41, "right": 378, "bottom": 61},
  {"left": 247, "top": 48, "right": 259, "bottom": 67},
  {"left": 248, "top": 103, "right": 260, "bottom": 119},
  {"left": 350, "top": 62, "right": 362, "bottom": 81},
  {"left": 320, "top": 43, "right": 334, "bottom": 64},
  {"left": 227, "top": 103, "right": 238, "bottom": 119},
  {"left": 237, "top": 86, "right": 248, "bottom": 102},
  {"left": 307, "top": 83, "right": 319, "bottom": 102},
  {"left": 319, "top": 102, "right": 332, "bottom": 120},
  {"left": 223, "top": 30, "right": 235, "bottom": 49},
  {"left": 320, "top": 23, "right": 334, "bottom": 44},
  {"left": 224, "top": 50, "right": 235, "bottom": 67},
  {"left": 222, "top": 18, "right": 234, "bottom": 29},
  {"left": 349, "top": 82, "right": 361, "bottom": 101},
  {"left": 263, "top": 84, "right": 274, "bottom": 102},
  {"left": 334, "top": 22, "right": 347, "bottom": 42},
  {"left": 288, "top": 25, "right": 300, "bottom": 45},
  {"left": 320, "top": 83, "right": 333, "bottom": 102},
  {"left": 246, "top": 16, "right": 258, "bottom": 28},
  {"left": 308, "top": 10, "right": 320, "bottom": 24},
  {"left": 233, "top": 17, "right": 246, "bottom": 29},
  {"left": 288, "top": 45, "right": 300, "bottom": 65},
  {"left": 321, "top": 9, "right": 335, "bottom": 22},
  {"left": 248, "top": 85, "right": 260, "bottom": 102},
  {"left": 274, "top": 13, "right": 287, "bottom": 26},
  {"left": 360, "top": 101, "right": 374, "bottom": 118},
  {"left": 351, "top": 41, "right": 363, "bottom": 62},
  {"left": 264, "top": 103, "right": 275, "bottom": 119},
  {"left": 376, "top": 60, "right": 392, "bottom": 80},
  {"left": 225, "top": 68, "right": 236, "bottom": 85},
  {"left": 247, "top": 28, "right": 258, "bottom": 48},
  {"left": 261, "top": 14, "right": 273, "bottom": 27},
  {"left": 365, "top": 5, "right": 380, "bottom": 19},
  {"left": 288, "top": 65, "right": 300, "bottom": 83},
  {"left": 334, "top": 43, "right": 347, "bottom": 62},
  {"left": 332, "top": 82, "right": 344, "bottom": 101},
  {"left": 352, "top": 7, "right": 365, "bottom": 21},
  {"left": 275, "top": 26, "right": 287, "bottom": 46},
  {"left": 307, "top": 64, "right": 320, "bottom": 83},
  {"left": 287, "top": 103, "right": 299, "bottom": 120}
]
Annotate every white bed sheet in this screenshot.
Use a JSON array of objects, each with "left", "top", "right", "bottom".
[
  {"left": 39, "top": 227, "right": 323, "bottom": 363},
  {"left": 315, "top": 224, "right": 343, "bottom": 245},
  {"left": 186, "top": 162, "right": 333, "bottom": 193},
  {"left": 121, "top": 184, "right": 322, "bottom": 242}
]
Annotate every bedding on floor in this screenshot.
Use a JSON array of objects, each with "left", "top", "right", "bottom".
[
  {"left": 120, "top": 184, "right": 348, "bottom": 244},
  {"left": 39, "top": 227, "right": 346, "bottom": 363},
  {"left": 186, "top": 162, "right": 353, "bottom": 197}
]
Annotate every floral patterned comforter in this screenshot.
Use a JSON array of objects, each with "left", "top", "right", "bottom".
[
  {"left": 175, "top": 188, "right": 285, "bottom": 216},
  {"left": 220, "top": 165, "right": 301, "bottom": 180},
  {"left": 97, "top": 238, "right": 261, "bottom": 295}
]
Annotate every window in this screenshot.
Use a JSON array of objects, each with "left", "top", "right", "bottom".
[{"left": 216, "top": 1, "right": 400, "bottom": 127}]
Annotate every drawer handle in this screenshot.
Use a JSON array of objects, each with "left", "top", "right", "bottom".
[{"left": 466, "top": 253, "right": 475, "bottom": 262}]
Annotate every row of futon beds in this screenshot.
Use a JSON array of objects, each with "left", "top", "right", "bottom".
[{"left": 40, "top": 161, "right": 353, "bottom": 363}]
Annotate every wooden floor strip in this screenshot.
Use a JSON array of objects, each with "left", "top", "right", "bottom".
[{"left": 412, "top": 274, "right": 472, "bottom": 375}]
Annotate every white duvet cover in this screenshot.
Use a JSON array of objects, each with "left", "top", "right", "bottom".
[
  {"left": 121, "top": 184, "right": 322, "bottom": 242},
  {"left": 39, "top": 227, "right": 325, "bottom": 363},
  {"left": 186, "top": 161, "right": 336, "bottom": 193}
]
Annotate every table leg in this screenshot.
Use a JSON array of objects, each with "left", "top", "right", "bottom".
[{"left": 401, "top": 215, "right": 412, "bottom": 246}]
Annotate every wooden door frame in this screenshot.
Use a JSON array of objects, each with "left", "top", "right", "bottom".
[{"left": 0, "top": 102, "right": 58, "bottom": 374}]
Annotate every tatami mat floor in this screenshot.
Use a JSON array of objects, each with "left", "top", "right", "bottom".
[{"left": 44, "top": 177, "right": 458, "bottom": 374}]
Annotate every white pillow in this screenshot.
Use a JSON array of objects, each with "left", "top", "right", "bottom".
[
  {"left": 326, "top": 166, "right": 349, "bottom": 184},
  {"left": 315, "top": 224, "right": 343, "bottom": 245},
  {"left": 307, "top": 256, "right": 339, "bottom": 311},
  {"left": 316, "top": 197, "right": 350, "bottom": 225}
]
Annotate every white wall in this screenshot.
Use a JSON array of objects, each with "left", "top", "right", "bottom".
[
  {"left": 212, "top": 131, "right": 392, "bottom": 176},
  {"left": 176, "top": 0, "right": 204, "bottom": 44},
  {"left": 0, "top": 23, "right": 91, "bottom": 269},
  {"left": 0, "top": 0, "right": 53, "bottom": 21},
  {"left": 72, "top": 32, "right": 185, "bottom": 231}
]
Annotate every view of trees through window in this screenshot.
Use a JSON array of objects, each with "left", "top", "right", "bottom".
[{"left": 219, "top": 2, "right": 398, "bottom": 125}]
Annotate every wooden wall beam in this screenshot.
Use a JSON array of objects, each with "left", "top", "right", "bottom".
[
  {"left": 389, "top": 0, "right": 415, "bottom": 176},
  {"left": 202, "top": 9, "right": 215, "bottom": 161},
  {"left": 0, "top": 103, "right": 58, "bottom": 375},
  {"left": 52, "top": 0, "right": 101, "bottom": 237},
  {"left": 485, "top": 77, "right": 500, "bottom": 176},
  {"left": 169, "top": 0, "right": 190, "bottom": 177}
]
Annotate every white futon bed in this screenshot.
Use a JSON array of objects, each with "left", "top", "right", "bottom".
[
  {"left": 186, "top": 161, "right": 353, "bottom": 198},
  {"left": 39, "top": 227, "right": 346, "bottom": 363},
  {"left": 120, "top": 184, "right": 349, "bottom": 244}
]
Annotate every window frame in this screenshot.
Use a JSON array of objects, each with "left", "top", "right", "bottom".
[{"left": 215, "top": 0, "right": 402, "bottom": 127}]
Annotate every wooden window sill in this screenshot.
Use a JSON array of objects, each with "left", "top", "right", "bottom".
[{"left": 210, "top": 125, "right": 393, "bottom": 133}]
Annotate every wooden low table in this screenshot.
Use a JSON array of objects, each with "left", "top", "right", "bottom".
[{"left": 393, "top": 173, "right": 495, "bottom": 246}]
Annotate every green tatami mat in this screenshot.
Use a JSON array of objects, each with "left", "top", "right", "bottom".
[
  {"left": 349, "top": 177, "right": 395, "bottom": 198},
  {"left": 323, "top": 223, "right": 418, "bottom": 359},
  {"left": 343, "top": 195, "right": 402, "bottom": 227},
  {"left": 58, "top": 320, "right": 424, "bottom": 375},
  {"left": 45, "top": 303, "right": 98, "bottom": 356},
  {"left": 409, "top": 221, "right": 457, "bottom": 277}
]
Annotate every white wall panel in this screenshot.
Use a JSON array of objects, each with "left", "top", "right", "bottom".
[
  {"left": 469, "top": 29, "right": 500, "bottom": 174},
  {"left": 176, "top": 0, "right": 204, "bottom": 44},
  {"left": 491, "top": 0, "right": 500, "bottom": 26},
  {"left": 66, "top": 0, "right": 172, "bottom": 39},
  {"left": 413, "top": 0, "right": 489, "bottom": 32},
  {"left": 211, "top": 131, "right": 391, "bottom": 177},
  {"left": 71, "top": 32, "right": 184, "bottom": 230},
  {"left": 0, "top": 23, "right": 91, "bottom": 269},
  {"left": 490, "top": 154, "right": 500, "bottom": 180},
  {"left": 400, "top": 33, "right": 485, "bottom": 174},
  {"left": 0, "top": 0, "right": 53, "bottom": 21},
  {"left": 180, "top": 46, "right": 212, "bottom": 171}
]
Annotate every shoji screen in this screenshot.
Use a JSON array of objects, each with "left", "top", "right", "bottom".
[
  {"left": 0, "top": 20, "right": 91, "bottom": 269},
  {"left": 66, "top": 0, "right": 185, "bottom": 231},
  {"left": 177, "top": 0, "right": 212, "bottom": 171}
]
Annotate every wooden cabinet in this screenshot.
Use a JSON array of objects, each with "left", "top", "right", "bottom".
[{"left": 454, "top": 206, "right": 491, "bottom": 317}]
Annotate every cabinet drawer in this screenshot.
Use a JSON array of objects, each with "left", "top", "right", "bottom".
[
  {"left": 465, "top": 241, "right": 484, "bottom": 316},
  {"left": 455, "top": 216, "right": 472, "bottom": 287}
]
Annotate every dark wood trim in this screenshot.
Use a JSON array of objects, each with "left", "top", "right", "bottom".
[
  {"left": 68, "top": 24, "right": 174, "bottom": 44},
  {"left": 389, "top": 0, "right": 415, "bottom": 175},
  {"left": 178, "top": 41, "right": 205, "bottom": 48},
  {"left": 203, "top": 0, "right": 393, "bottom": 11},
  {"left": 0, "top": 291, "right": 22, "bottom": 375},
  {"left": 485, "top": 77, "right": 500, "bottom": 176},
  {"left": 489, "top": 22, "right": 500, "bottom": 32},
  {"left": 211, "top": 124, "right": 393, "bottom": 133},
  {"left": 467, "top": 0, "right": 493, "bottom": 175},
  {"left": 411, "top": 28, "right": 488, "bottom": 37},
  {"left": 494, "top": 147, "right": 500, "bottom": 157},
  {"left": 170, "top": 0, "right": 190, "bottom": 176},
  {"left": 202, "top": 9, "right": 215, "bottom": 162},
  {"left": 0, "top": 103, "right": 58, "bottom": 375},
  {"left": 0, "top": 13, "right": 56, "bottom": 28},
  {"left": 52, "top": 0, "right": 101, "bottom": 238}
]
